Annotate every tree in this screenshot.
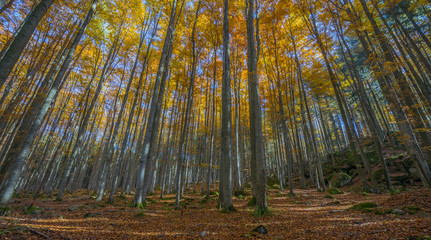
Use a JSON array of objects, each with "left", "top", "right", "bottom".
[
  {"left": 218, "top": 0, "right": 234, "bottom": 211},
  {"left": 0, "top": 0, "right": 55, "bottom": 89},
  {"left": 246, "top": 0, "right": 267, "bottom": 216}
]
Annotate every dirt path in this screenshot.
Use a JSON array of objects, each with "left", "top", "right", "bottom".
[{"left": 1, "top": 187, "right": 430, "bottom": 239}]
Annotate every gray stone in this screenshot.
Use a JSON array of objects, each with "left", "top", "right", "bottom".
[
  {"left": 68, "top": 204, "right": 83, "bottom": 211},
  {"left": 392, "top": 209, "right": 406, "bottom": 215},
  {"left": 199, "top": 231, "right": 207, "bottom": 237},
  {"left": 252, "top": 225, "right": 268, "bottom": 234},
  {"left": 329, "top": 172, "right": 352, "bottom": 188}
]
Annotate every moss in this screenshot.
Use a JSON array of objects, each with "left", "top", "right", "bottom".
[
  {"left": 373, "top": 168, "right": 385, "bottom": 182},
  {"left": 23, "top": 206, "right": 41, "bottom": 215},
  {"left": 365, "top": 150, "right": 378, "bottom": 164},
  {"left": 130, "top": 202, "right": 146, "bottom": 209},
  {"left": 361, "top": 192, "right": 368, "bottom": 196},
  {"left": 253, "top": 206, "right": 272, "bottom": 217},
  {"left": 84, "top": 212, "right": 98, "bottom": 218},
  {"left": 276, "top": 191, "right": 282, "bottom": 197},
  {"left": 221, "top": 205, "right": 237, "bottom": 213},
  {"left": 373, "top": 208, "right": 393, "bottom": 215},
  {"left": 247, "top": 196, "right": 256, "bottom": 207},
  {"left": 135, "top": 211, "right": 145, "bottom": 217},
  {"left": 237, "top": 195, "right": 246, "bottom": 200},
  {"left": 402, "top": 205, "right": 421, "bottom": 214},
  {"left": 233, "top": 190, "right": 248, "bottom": 197},
  {"left": 267, "top": 175, "right": 280, "bottom": 188},
  {"left": 351, "top": 202, "right": 378, "bottom": 211},
  {"left": 389, "top": 188, "right": 402, "bottom": 195},
  {"left": 0, "top": 206, "right": 11, "bottom": 216},
  {"left": 361, "top": 208, "right": 373, "bottom": 213},
  {"left": 329, "top": 172, "right": 352, "bottom": 188},
  {"left": 324, "top": 194, "right": 334, "bottom": 199},
  {"left": 405, "top": 205, "right": 421, "bottom": 211},
  {"left": 327, "top": 188, "right": 344, "bottom": 195},
  {"left": 209, "top": 191, "right": 218, "bottom": 196}
]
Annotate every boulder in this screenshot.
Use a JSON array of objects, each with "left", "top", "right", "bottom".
[
  {"left": 329, "top": 172, "right": 352, "bottom": 188},
  {"left": 392, "top": 209, "right": 406, "bottom": 215},
  {"left": 68, "top": 204, "right": 84, "bottom": 211},
  {"left": 252, "top": 225, "right": 268, "bottom": 234}
]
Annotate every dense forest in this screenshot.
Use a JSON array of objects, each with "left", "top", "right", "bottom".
[{"left": 0, "top": 0, "right": 431, "bottom": 238}]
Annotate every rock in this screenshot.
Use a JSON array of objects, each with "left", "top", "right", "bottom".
[
  {"left": 392, "top": 209, "right": 406, "bottom": 215},
  {"left": 0, "top": 207, "right": 11, "bottom": 216},
  {"left": 84, "top": 212, "right": 99, "bottom": 218},
  {"left": 199, "top": 231, "right": 207, "bottom": 237},
  {"left": 32, "top": 208, "right": 43, "bottom": 215},
  {"left": 252, "top": 225, "right": 268, "bottom": 234},
  {"left": 322, "top": 201, "right": 341, "bottom": 206},
  {"left": 68, "top": 204, "right": 83, "bottom": 211},
  {"left": 329, "top": 172, "right": 352, "bottom": 188},
  {"left": 408, "top": 168, "right": 421, "bottom": 179},
  {"left": 24, "top": 206, "right": 43, "bottom": 215}
]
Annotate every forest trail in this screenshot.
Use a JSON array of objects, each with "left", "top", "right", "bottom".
[{"left": 1, "top": 187, "right": 430, "bottom": 239}]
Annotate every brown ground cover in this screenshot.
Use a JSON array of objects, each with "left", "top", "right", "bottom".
[{"left": 0, "top": 186, "right": 430, "bottom": 239}]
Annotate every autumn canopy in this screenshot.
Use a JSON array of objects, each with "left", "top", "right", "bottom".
[{"left": 0, "top": 0, "right": 431, "bottom": 238}]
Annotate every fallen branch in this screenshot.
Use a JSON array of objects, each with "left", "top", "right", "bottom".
[{"left": 26, "top": 227, "right": 52, "bottom": 239}]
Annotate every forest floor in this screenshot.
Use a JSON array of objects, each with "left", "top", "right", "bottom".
[{"left": 0, "top": 186, "right": 430, "bottom": 239}]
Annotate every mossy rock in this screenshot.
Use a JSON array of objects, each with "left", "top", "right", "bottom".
[
  {"left": 402, "top": 205, "right": 421, "bottom": 214},
  {"left": 209, "top": 191, "right": 218, "bottom": 196},
  {"left": 0, "top": 206, "right": 11, "bottom": 216},
  {"left": 329, "top": 172, "right": 352, "bottom": 188},
  {"left": 84, "top": 212, "right": 99, "bottom": 218},
  {"left": 351, "top": 202, "right": 377, "bottom": 211},
  {"left": 267, "top": 175, "right": 280, "bottom": 188},
  {"left": 233, "top": 190, "right": 248, "bottom": 197},
  {"left": 373, "top": 168, "right": 385, "bottom": 182},
  {"left": 237, "top": 195, "right": 246, "bottom": 200},
  {"left": 135, "top": 211, "right": 145, "bottom": 217},
  {"left": 24, "top": 206, "right": 42, "bottom": 215},
  {"left": 327, "top": 188, "right": 344, "bottom": 195},
  {"left": 365, "top": 150, "right": 378, "bottom": 164},
  {"left": 373, "top": 207, "right": 393, "bottom": 215}
]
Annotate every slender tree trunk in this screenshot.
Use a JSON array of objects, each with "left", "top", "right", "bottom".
[
  {"left": 175, "top": 0, "right": 201, "bottom": 209},
  {"left": 246, "top": 0, "right": 267, "bottom": 215},
  {"left": 0, "top": 0, "right": 55, "bottom": 88},
  {"left": 219, "top": 0, "right": 234, "bottom": 210}
]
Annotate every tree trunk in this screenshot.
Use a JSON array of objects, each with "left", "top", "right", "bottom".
[
  {"left": 0, "top": 0, "right": 55, "bottom": 88},
  {"left": 246, "top": 0, "right": 267, "bottom": 215}
]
